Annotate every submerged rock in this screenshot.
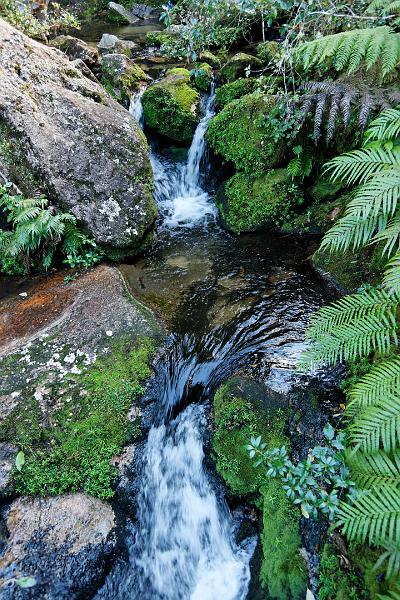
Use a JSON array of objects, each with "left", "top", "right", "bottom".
[
  {"left": 0, "top": 494, "right": 116, "bottom": 599},
  {"left": 0, "top": 18, "right": 156, "bottom": 253},
  {"left": 142, "top": 67, "right": 200, "bottom": 143}
]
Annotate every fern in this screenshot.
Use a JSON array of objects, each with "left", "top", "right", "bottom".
[
  {"left": 349, "top": 395, "right": 400, "bottom": 453},
  {"left": 348, "top": 358, "right": 400, "bottom": 411},
  {"left": 365, "top": 107, "right": 400, "bottom": 142},
  {"left": 336, "top": 483, "right": 400, "bottom": 545},
  {"left": 347, "top": 449, "right": 400, "bottom": 489},
  {"left": 384, "top": 251, "right": 400, "bottom": 292},
  {"left": 295, "top": 82, "right": 400, "bottom": 144},
  {"left": 299, "top": 287, "right": 400, "bottom": 369},
  {"left": 295, "top": 27, "right": 400, "bottom": 82},
  {"left": 377, "top": 591, "right": 400, "bottom": 600}
]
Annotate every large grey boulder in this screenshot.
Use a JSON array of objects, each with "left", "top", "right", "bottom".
[
  {"left": 0, "top": 494, "right": 116, "bottom": 599},
  {"left": 0, "top": 19, "right": 156, "bottom": 252}
]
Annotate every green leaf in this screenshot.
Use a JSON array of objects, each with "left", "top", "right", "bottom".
[
  {"left": 15, "top": 451, "right": 25, "bottom": 472},
  {"left": 15, "top": 576, "right": 36, "bottom": 588}
]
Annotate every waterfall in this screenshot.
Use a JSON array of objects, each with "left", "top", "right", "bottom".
[
  {"left": 129, "top": 88, "right": 145, "bottom": 128},
  {"left": 130, "top": 404, "right": 256, "bottom": 600},
  {"left": 130, "top": 86, "right": 218, "bottom": 229}
]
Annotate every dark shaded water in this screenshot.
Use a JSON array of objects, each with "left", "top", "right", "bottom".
[{"left": 94, "top": 87, "right": 330, "bottom": 598}]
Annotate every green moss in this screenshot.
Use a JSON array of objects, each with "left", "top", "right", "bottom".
[
  {"left": 220, "top": 52, "right": 263, "bottom": 82},
  {"left": 207, "top": 93, "right": 288, "bottom": 175},
  {"left": 348, "top": 543, "right": 400, "bottom": 597},
  {"left": 260, "top": 479, "right": 307, "bottom": 600},
  {"left": 217, "top": 169, "right": 303, "bottom": 234},
  {"left": 199, "top": 50, "right": 221, "bottom": 68},
  {"left": 309, "top": 178, "right": 344, "bottom": 203},
  {"left": 256, "top": 40, "right": 281, "bottom": 65},
  {"left": 145, "top": 30, "right": 174, "bottom": 48},
  {"left": 192, "top": 63, "right": 213, "bottom": 92},
  {"left": 5, "top": 337, "right": 155, "bottom": 499},
  {"left": 215, "top": 78, "right": 256, "bottom": 109},
  {"left": 142, "top": 70, "right": 200, "bottom": 143},
  {"left": 312, "top": 244, "right": 387, "bottom": 292},
  {"left": 318, "top": 543, "right": 367, "bottom": 600},
  {"left": 212, "top": 378, "right": 306, "bottom": 599}
]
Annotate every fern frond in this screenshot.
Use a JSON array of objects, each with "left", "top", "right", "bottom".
[
  {"left": 337, "top": 483, "right": 400, "bottom": 545},
  {"left": 295, "top": 27, "right": 400, "bottom": 81},
  {"left": 375, "top": 542, "right": 400, "bottom": 578},
  {"left": 348, "top": 357, "right": 400, "bottom": 410},
  {"left": 347, "top": 449, "right": 400, "bottom": 489},
  {"left": 365, "top": 107, "right": 400, "bottom": 143},
  {"left": 377, "top": 591, "right": 400, "bottom": 600},
  {"left": 383, "top": 251, "right": 400, "bottom": 293},
  {"left": 349, "top": 394, "right": 400, "bottom": 452},
  {"left": 324, "top": 148, "right": 400, "bottom": 185},
  {"left": 373, "top": 216, "right": 400, "bottom": 256},
  {"left": 299, "top": 288, "right": 400, "bottom": 369}
]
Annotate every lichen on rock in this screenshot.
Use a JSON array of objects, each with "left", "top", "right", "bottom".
[{"left": 0, "top": 18, "right": 156, "bottom": 255}]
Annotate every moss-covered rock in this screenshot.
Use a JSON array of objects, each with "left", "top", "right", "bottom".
[
  {"left": 220, "top": 52, "right": 263, "bottom": 82},
  {"left": 215, "top": 78, "right": 257, "bottom": 109},
  {"left": 207, "top": 92, "right": 289, "bottom": 175},
  {"left": 101, "top": 53, "right": 150, "bottom": 105},
  {"left": 309, "top": 178, "right": 345, "bottom": 203},
  {"left": 256, "top": 40, "right": 281, "bottom": 65},
  {"left": 347, "top": 543, "right": 400, "bottom": 598},
  {"left": 312, "top": 244, "right": 387, "bottom": 292},
  {"left": 142, "top": 67, "right": 200, "bottom": 143},
  {"left": 199, "top": 50, "right": 221, "bottom": 68},
  {"left": 211, "top": 377, "right": 306, "bottom": 599},
  {"left": 216, "top": 169, "right": 303, "bottom": 234},
  {"left": 318, "top": 543, "right": 367, "bottom": 600},
  {"left": 260, "top": 480, "right": 307, "bottom": 600},
  {"left": 145, "top": 30, "right": 174, "bottom": 48},
  {"left": 192, "top": 62, "right": 213, "bottom": 92}
]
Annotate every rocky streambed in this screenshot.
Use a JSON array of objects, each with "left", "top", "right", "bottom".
[{"left": 0, "top": 14, "right": 348, "bottom": 600}]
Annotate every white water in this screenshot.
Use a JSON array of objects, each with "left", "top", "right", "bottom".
[
  {"left": 131, "top": 404, "right": 256, "bottom": 599},
  {"left": 122, "top": 90, "right": 255, "bottom": 599},
  {"left": 130, "top": 86, "right": 218, "bottom": 229}
]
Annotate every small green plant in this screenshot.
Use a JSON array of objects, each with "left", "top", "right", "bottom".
[
  {"left": 287, "top": 145, "right": 313, "bottom": 181},
  {"left": 0, "top": 184, "right": 99, "bottom": 275},
  {"left": 0, "top": 0, "right": 79, "bottom": 39},
  {"left": 247, "top": 423, "right": 357, "bottom": 521}
]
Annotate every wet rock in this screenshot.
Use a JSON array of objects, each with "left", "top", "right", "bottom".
[
  {"left": 49, "top": 35, "right": 99, "bottom": 68},
  {"left": 0, "top": 494, "right": 116, "bottom": 599},
  {"left": 109, "top": 1, "right": 160, "bottom": 21},
  {"left": 0, "top": 18, "right": 156, "bottom": 252},
  {"left": 101, "top": 53, "right": 150, "bottom": 105},
  {"left": 98, "top": 33, "right": 138, "bottom": 57},
  {"left": 0, "top": 444, "right": 17, "bottom": 497}
]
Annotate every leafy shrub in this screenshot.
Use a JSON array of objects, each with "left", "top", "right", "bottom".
[
  {"left": 248, "top": 423, "right": 357, "bottom": 521},
  {"left": 0, "top": 0, "right": 79, "bottom": 39}
]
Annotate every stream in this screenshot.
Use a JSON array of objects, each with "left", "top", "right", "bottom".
[{"left": 95, "top": 89, "right": 330, "bottom": 599}]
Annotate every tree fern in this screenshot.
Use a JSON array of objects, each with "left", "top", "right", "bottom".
[
  {"left": 349, "top": 394, "right": 400, "bottom": 453},
  {"left": 348, "top": 357, "right": 400, "bottom": 411},
  {"left": 294, "top": 81, "right": 400, "bottom": 144},
  {"left": 295, "top": 27, "right": 400, "bottom": 82},
  {"left": 365, "top": 107, "right": 400, "bottom": 143}
]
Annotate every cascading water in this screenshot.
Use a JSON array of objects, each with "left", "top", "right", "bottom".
[
  {"left": 96, "top": 90, "right": 256, "bottom": 600},
  {"left": 131, "top": 85, "right": 218, "bottom": 229}
]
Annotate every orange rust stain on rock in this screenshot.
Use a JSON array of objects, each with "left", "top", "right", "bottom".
[{"left": 0, "top": 272, "right": 78, "bottom": 347}]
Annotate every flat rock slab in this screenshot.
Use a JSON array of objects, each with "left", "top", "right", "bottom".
[{"left": 0, "top": 18, "right": 156, "bottom": 251}]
